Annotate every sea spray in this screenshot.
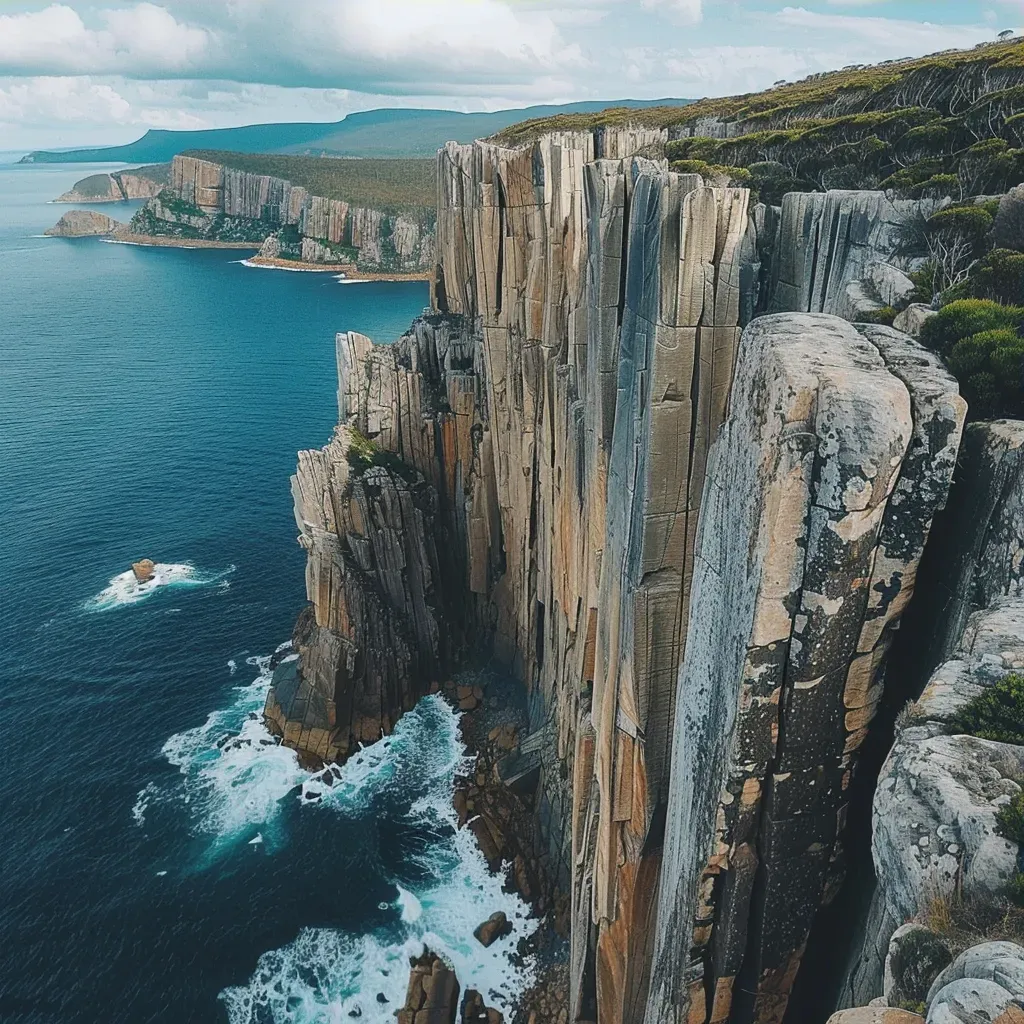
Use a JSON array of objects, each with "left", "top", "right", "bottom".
[
  {"left": 221, "top": 692, "right": 537, "bottom": 1022},
  {"left": 136, "top": 653, "right": 307, "bottom": 855},
  {"left": 86, "top": 562, "right": 234, "bottom": 611}
]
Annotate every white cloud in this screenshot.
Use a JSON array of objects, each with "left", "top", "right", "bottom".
[
  {"left": 775, "top": 6, "right": 997, "bottom": 52},
  {"left": 0, "top": 1, "right": 584, "bottom": 89},
  {"left": 640, "top": 0, "right": 703, "bottom": 22}
]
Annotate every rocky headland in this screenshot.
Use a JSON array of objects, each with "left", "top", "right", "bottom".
[
  {"left": 259, "top": 38, "right": 1024, "bottom": 1024},
  {"left": 125, "top": 153, "right": 436, "bottom": 273},
  {"left": 53, "top": 165, "right": 168, "bottom": 204}
]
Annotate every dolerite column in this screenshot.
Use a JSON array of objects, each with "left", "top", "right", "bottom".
[
  {"left": 590, "top": 159, "right": 753, "bottom": 1024},
  {"left": 645, "top": 314, "right": 964, "bottom": 1024}
]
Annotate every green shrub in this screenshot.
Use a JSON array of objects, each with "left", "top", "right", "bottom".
[
  {"left": 947, "top": 672, "right": 1024, "bottom": 745},
  {"left": 668, "top": 159, "right": 751, "bottom": 187},
  {"left": 947, "top": 327, "right": 1024, "bottom": 417},
  {"left": 1008, "top": 872, "right": 1024, "bottom": 908},
  {"left": 997, "top": 791, "right": 1024, "bottom": 847},
  {"left": 945, "top": 250, "right": 1024, "bottom": 306},
  {"left": 345, "top": 429, "right": 419, "bottom": 484},
  {"left": 857, "top": 306, "right": 898, "bottom": 325},
  {"left": 920, "top": 298, "right": 1024, "bottom": 355}
]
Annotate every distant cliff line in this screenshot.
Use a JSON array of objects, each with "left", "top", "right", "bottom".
[{"left": 124, "top": 153, "right": 437, "bottom": 273}]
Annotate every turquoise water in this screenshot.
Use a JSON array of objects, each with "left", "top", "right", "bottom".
[{"left": 0, "top": 158, "right": 534, "bottom": 1022}]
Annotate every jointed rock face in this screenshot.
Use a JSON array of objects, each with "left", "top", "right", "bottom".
[
  {"left": 134, "top": 155, "right": 435, "bottom": 269},
  {"left": 262, "top": 126, "right": 1024, "bottom": 1023}
]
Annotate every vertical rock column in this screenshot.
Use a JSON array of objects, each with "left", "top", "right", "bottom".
[
  {"left": 588, "top": 163, "right": 752, "bottom": 1024},
  {"left": 645, "top": 314, "right": 964, "bottom": 1024}
]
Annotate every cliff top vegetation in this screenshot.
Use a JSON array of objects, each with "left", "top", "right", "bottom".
[
  {"left": 69, "top": 163, "right": 170, "bottom": 197},
  {"left": 182, "top": 150, "right": 437, "bottom": 214},
  {"left": 495, "top": 38, "right": 1024, "bottom": 146}
]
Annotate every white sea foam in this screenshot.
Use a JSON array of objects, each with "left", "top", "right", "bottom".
[
  {"left": 217, "top": 693, "right": 536, "bottom": 1022},
  {"left": 86, "top": 562, "right": 234, "bottom": 611},
  {"left": 236, "top": 259, "right": 339, "bottom": 273},
  {"left": 144, "top": 654, "right": 536, "bottom": 1020},
  {"left": 158, "top": 656, "right": 307, "bottom": 852}
]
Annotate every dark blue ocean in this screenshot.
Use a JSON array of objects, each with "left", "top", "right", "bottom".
[{"left": 0, "top": 157, "right": 534, "bottom": 1023}]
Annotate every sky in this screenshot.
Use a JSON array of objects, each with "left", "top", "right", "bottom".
[{"left": 0, "top": 0, "right": 1021, "bottom": 151}]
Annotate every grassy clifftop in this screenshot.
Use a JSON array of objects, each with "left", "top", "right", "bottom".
[
  {"left": 183, "top": 150, "right": 436, "bottom": 213},
  {"left": 496, "top": 39, "right": 1024, "bottom": 143},
  {"left": 493, "top": 39, "right": 1024, "bottom": 202}
]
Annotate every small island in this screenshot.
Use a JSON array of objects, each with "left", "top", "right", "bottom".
[{"left": 44, "top": 210, "right": 125, "bottom": 237}]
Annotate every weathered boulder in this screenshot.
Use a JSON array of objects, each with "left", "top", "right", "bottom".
[
  {"left": 848, "top": 597, "right": 1024, "bottom": 1002},
  {"left": 44, "top": 210, "right": 122, "bottom": 237},
  {"left": 826, "top": 1009, "right": 924, "bottom": 1024},
  {"left": 646, "top": 314, "right": 964, "bottom": 1024},
  {"left": 927, "top": 942, "right": 1024, "bottom": 1005},
  {"left": 893, "top": 305, "right": 937, "bottom": 339},
  {"left": 927, "top": 977, "right": 1019, "bottom": 1024},
  {"left": 131, "top": 559, "right": 156, "bottom": 583},
  {"left": 867, "top": 261, "right": 917, "bottom": 310},
  {"left": 885, "top": 925, "right": 952, "bottom": 1012},
  {"left": 398, "top": 951, "right": 461, "bottom": 1024},
  {"left": 473, "top": 912, "right": 512, "bottom": 948}
]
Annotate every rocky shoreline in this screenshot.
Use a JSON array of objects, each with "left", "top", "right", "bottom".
[
  {"left": 243, "top": 254, "right": 432, "bottom": 280},
  {"left": 106, "top": 232, "right": 261, "bottom": 250}
]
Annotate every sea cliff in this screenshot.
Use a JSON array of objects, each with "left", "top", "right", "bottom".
[
  {"left": 266, "top": 48, "right": 1024, "bottom": 1024},
  {"left": 127, "top": 154, "right": 435, "bottom": 272}
]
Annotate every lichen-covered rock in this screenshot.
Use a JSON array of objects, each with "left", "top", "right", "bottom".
[
  {"left": 927, "top": 977, "right": 1019, "bottom": 1024},
  {"left": 884, "top": 925, "right": 952, "bottom": 1012},
  {"left": 893, "top": 305, "right": 937, "bottom": 339},
  {"left": 826, "top": 1009, "right": 925, "bottom": 1024},
  {"left": 646, "top": 314, "right": 964, "bottom": 1024},
  {"left": 44, "top": 210, "right": 122, "bottom": 236},
  {"left": 768, "top": 191, "right": 936, "bottom": 320},
  {"left": 927, "top": 942, "right": 1024, "bottom": 1006},
  {"left": 848, "top": 597, "right": 1024, "bottom": 1002}
]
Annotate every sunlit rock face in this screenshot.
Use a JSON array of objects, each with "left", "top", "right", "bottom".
[
  {"left": 266, "top": 125, "right": 982, "bottom": 1023},
  {"left": 151, "top": 155, "right": 434, "bottom": 269},
  {"left": 645, "top": 314, "right": 964, "bottom": 1024}
]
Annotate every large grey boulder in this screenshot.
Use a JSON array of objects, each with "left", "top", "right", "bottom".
[
  {"left": 848, "top": 598, "right": 1024, "bottom": 1004},
  {"left": 927, "top": 942, "right": 1024, "bottom": 1005}
]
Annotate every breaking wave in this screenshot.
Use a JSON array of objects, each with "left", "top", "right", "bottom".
[
  {"left": 86, "top": 562, "right": 233, "bottom": 611},
  {"left": 141, "top": 653, "right": 537, "bottom": 1021},
  {"left": 221, "top": 691, "right": 536, "bottom": 1021}
]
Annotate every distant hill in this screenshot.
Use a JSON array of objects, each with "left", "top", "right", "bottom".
[{"left": 19, "top": 100, "right": 694, "bottom": 165}]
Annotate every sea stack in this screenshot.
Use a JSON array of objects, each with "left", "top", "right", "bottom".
[
  {"left": 131, "top": 559, "right": 156, "bottom": 583},
  {"left": 44, "top": 210, "right": 123, "bottom": 237}
]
